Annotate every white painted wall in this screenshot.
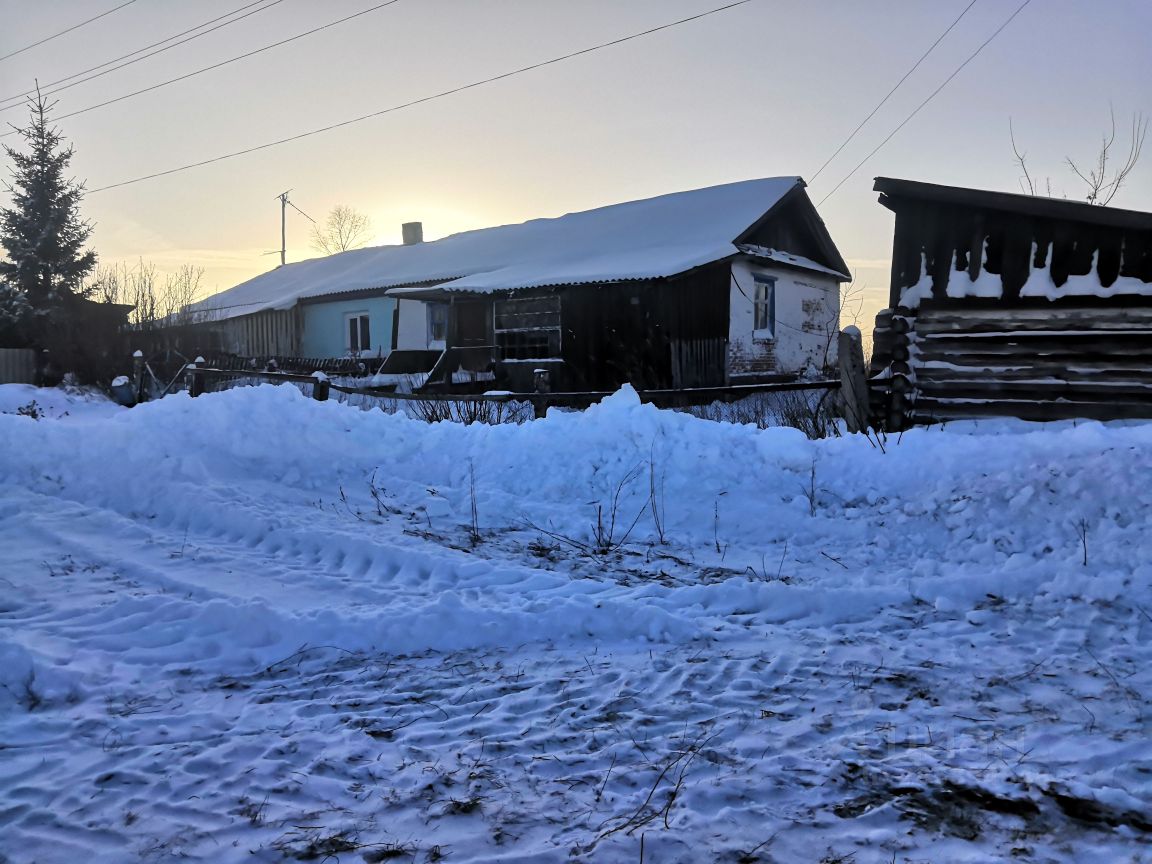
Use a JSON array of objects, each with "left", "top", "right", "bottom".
[
  {"left": 728, "top": 259, "right": 840, "bottom": 377},
  {"left": 395, "top": 299, "right": 431, "bottom": 350}
]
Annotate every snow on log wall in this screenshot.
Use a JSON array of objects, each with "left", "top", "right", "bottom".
[
  {"left": 909, "top": 302, "right": 1152, "bottom": 422},
  {"left": 728, "top": 259, "right": 839, "bottom": 377}
]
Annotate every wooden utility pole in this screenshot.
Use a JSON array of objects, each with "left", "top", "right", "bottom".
[{"left": 277, "top": 189, "right": 290, "bottom": 267}]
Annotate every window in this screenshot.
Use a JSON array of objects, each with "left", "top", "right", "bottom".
[
  {"left": 493, "top": 295, "right": 561, "bottom": 360},
  {"left": 427, "top": 303, "right": 448, "bottom": 345},
  {"left": 752, "top": 273, "right": 775, "bottom": 338},
  {"left": 345, "top": 312, "right": 370, "bottom": 354}
]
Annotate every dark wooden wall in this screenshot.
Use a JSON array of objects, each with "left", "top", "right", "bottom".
[
  {"left": 185, "top": 308, "right": 302, "bottom": 358},
  {"left": 886, "top": 201, "right": 1152, "bottom": 306},
  {"left": 559, "top": 262, "right": 730, "bottom": 391},
  {"left": 742, "top": 194, "right": 838, "bottom": 268},
  {"left": 908, "top": 299, "right": 1152, "bottom": 421},
  {"left": 873, "top": 198, "right": 1152, "bottom": 424}
]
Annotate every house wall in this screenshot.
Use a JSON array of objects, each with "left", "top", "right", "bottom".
[
  {"left": 301, "top": 296, "right": 394, "bottom": 358},
  {"left": 728, "top": 259, "right": 839, "bottom": 377},
  {"left": 195, "top": 308, "right": 301, "bottom": 357},
  {"left": 396, "top": 299, "right": 430, "bottom": 350},
  {"left": 558, "top": 263, "right": 731, "bottom": 391}
]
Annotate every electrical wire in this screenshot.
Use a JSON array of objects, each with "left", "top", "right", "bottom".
[
  {"left": 809, "top": 0, "right": 979, "bottom": 183},
  {"left": 287, "top": 200, "right": 316, "bottom": 224},
  {"left": 0, "top": 0, "right": 140, "bottom": 64},
  {"left": 0, "top": 0, "right": 401, "bottom": 129},
  {"left": 88, "top": 0, "right": 754, "bottom": 194},
  {"left": 816, "top": 0, "right": 1032, "bottom": 207},
  {"left": 0, "top": 0, "right": 280, "bottom": 107}
]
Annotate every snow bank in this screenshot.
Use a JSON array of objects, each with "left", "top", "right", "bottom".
[
  {"left": 0, "top": 383, "right": 123, "bottom": 420},
  {"left": 3, "top": 383, "right": 1151, "bottom": 669}
]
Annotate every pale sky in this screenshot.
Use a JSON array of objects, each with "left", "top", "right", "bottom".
[{"left": 2, "top": 0, "right": 1150, "bottom": 326}]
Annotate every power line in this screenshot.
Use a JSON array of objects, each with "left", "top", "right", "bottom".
[
  {"left": 0, "top": 0, "right": 140, "bottom": 64},
  {"left": 0, "top": 0, "right": 280, "bottom": 108},
  {"left": 288, "top": 200, "right": 316, "bottom": 224},
  {"left": 89, "top": 0, "right": 754, "bottom": 194},
  {"left": 817, "top": 0, "right": 1031, "bottom": 207},
  {"left": 809, "top": 0, "right": 978, "bottom": 183},
  {"left": 0, "top": 0, "right": 400, "bottom": 129}
]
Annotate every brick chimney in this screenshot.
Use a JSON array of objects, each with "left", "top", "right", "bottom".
[{"left": 402, "top": 222, "right": 423, "bottom": 245}]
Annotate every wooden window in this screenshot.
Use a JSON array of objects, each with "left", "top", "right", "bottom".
[
  {"left": 427, "top": 303, "right": 448, "bottom": 345},
  {"left": 345, "top": 312, "right": 370, "bottom": 353},
  {"left": 753, "top": 273, "right": 775, "bottom": 338},
  {"left": 493, "top": 295, "right": 561, "bottom": 360}
]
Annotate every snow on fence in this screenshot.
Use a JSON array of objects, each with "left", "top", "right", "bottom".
[{"left": 0, "top": 348, "right": 36, "bottom": 385}]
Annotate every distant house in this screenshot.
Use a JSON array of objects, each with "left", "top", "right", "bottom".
[
  {"left": 184, "top": 178, "right": 849, "bottom": 389},
  {"left": 870, "top": 177, "right": 1152, "bottom": 424},
  {"left": 184, "top": 226, "right": 434, "bottom": 361}
]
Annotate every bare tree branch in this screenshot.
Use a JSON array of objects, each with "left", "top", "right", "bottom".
[
  {"left": 1009, "top": 117, "right": 1037, "bottom": 197},
  {"left": 1012, "top": 109, "right": 1146, "bottom": 206},
  {"left": 311, "top": 205, "right": 373, "bottom": 255}
]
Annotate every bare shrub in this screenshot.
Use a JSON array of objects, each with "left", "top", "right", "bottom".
[
  {"left": 681, "top": 390, "right": 841, "bottom": 439},
  {"left": 409, "top": 397, "right": 531, "bottom": 426}
]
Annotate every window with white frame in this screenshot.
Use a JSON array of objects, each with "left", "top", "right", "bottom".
[
  {"left": 427, "top": 303, "right": 448, "bottom": 345},
  {"left": 494, "top": 294, "right": 561, "bottom": 360},
  {"left": 344, "top": 312, "right": 371, "bottom": 354},
  {"left": 752, "top": 273, "right": 775, "bottom": 339}
]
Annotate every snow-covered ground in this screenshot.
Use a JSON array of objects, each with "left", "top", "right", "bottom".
[{"left": 1, "top": 383, "right": 1150, "bottom": 864}]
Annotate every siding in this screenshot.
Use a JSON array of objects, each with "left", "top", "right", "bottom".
[
  {"left": 559, "top": 263, "right": 730, "bottom": 391},
  {"left": 0, "top": 348, "right": 36, "bottom": 384},
  {"left": 202, "top": 308, "right": 301, "bottom": 357}
]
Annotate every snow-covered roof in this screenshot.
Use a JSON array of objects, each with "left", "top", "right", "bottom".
[
  {"left": 738, "top": 244, "right": 850, "bottom": 280},
  {"left": 191, "top": 177, "right": 805, "bottom": 320}
]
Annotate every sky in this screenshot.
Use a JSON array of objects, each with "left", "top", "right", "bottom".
[{"left": 1, "top": 0, "right": 1150, "bottom": 327}]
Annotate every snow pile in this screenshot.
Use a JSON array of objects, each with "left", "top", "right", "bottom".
[
  {"left": 0, "top": 382, "right": 123, "bottom": 420},
  {"left": 1, "top": 382, "right": 1151, "bottom": 863},
  {"left": 0, "top": 639, "right": 81, "bottom": 714}
]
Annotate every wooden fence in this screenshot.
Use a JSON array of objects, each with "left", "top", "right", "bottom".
[
  {"left": 0, "top": 348, "right": 36, "bottom": 384},
  {"left": 184, "top": 364, "right": 843, "bottom": 417},
  {"left": 175, "top": 328, "right": 874, "bottom": 428}
]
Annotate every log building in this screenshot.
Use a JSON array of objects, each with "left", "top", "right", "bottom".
[{"left": 870, "top": 177, "right": 1152, "bottom": 425}]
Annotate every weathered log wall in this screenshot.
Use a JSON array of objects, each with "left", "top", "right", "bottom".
[{"left": 909, "top": 301, "right": 1152, "bottom": 421}]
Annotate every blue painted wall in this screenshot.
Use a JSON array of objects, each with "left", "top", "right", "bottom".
[{"left": 300, "top": 296, "right": 397, "bottom": 358}]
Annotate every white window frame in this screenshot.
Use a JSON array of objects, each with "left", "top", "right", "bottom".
[
  {"left": 427, "top": 302, "right": 448, "bottom": 348},
  {"left": 344, "top": 311, "right": 371, "bottom": 354},
  {"left": 752, "top": 273, "right": 776, "bottom": 340}
]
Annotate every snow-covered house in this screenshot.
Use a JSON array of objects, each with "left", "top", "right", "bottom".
[
  {"left": 385, "top": 177, "right": 849, "bottom": 391},
  {"left": 184, "top": 178, "right": 849, "bottom": 388},
  {"left": 870, "top": 177, "right": 1152, "bottom": 424}
]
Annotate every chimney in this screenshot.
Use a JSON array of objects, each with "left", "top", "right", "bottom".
[{"left": 402, "top": 222, "right": 423, "bottom": 245}]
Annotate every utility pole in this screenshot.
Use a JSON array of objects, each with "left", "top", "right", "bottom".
[{"left": 276, "top": 189, "right": 291, "bottom": 267}]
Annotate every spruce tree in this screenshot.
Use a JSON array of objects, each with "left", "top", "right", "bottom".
[{"left": 0, "top": 89, "right": 96, "bottom": 346}]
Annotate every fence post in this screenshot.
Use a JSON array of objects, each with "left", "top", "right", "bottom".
[
  {"left": 132, "top": 350, "right": 145, "bottom": 403},
  {"left": 186, "top": 357, "right": 205, "bottom": 398},
  {"left": 838, "top": 327, "right": 870, "bottom": 433},
  {"left": 311, "top": 370, "right": 330, "bottom": 402},
  {"left": 532, "top": 368, "right": 551, "bottom": 420}
]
